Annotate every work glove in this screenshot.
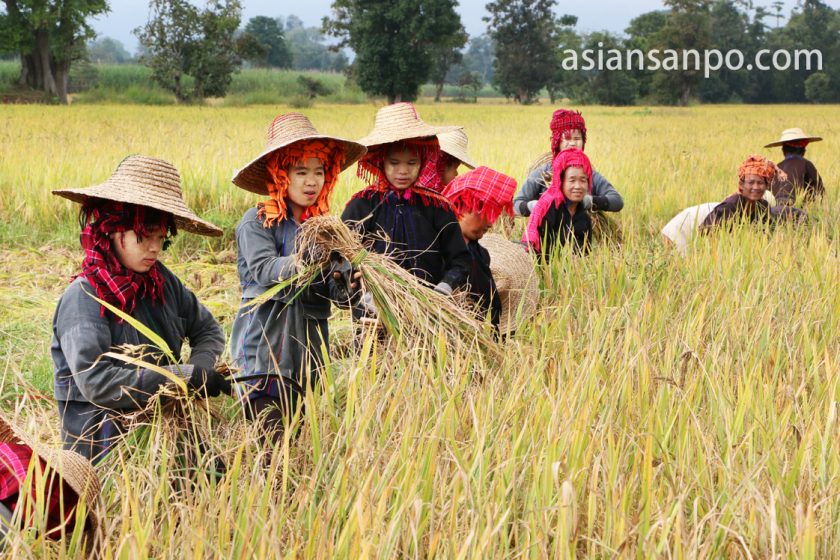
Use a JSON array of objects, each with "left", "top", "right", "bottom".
[
  {"left": 582, "top": 195, "right": 610, "bottom": 211},
  {"left": 433, "top": 282, "right": 454, "bottom": 296},
  {"left": 359, "top": 291, "right": 377, "bottom": 317},
  {"left": 188, "top": 365, "right": 231, "bottom": 398}
]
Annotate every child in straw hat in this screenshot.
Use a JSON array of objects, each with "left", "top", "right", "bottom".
[
  {"left": 438, "top": 128, "right": 478, "bottom": 186},
  {"left": 342, "top": 102, "right": 471, "bottom": 303},
  {"left": 700, "top": 155, "right": 807, "bottom": 232},
  {"left": 229, "top": 113, "right": 365, "bottom": 444},
  {"left": 513, "top": 108, "right": 623, "bottom": 217},
  {"left": 441, "top": 166, "right": 517, "bottom": 329},
  {"left": 765, "top": 127, "right": 825, "bottom": 204},
  {"left": 522, "top": 147, "right": 595, "bottom": 258},
  {"left": 51, "top": 156, "right": 228, "bottom": 462},
  {"left": 0, "top": 412, "right": 100, "bottom": 548}
]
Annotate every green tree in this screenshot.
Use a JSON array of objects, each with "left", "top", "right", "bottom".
[
  {"left": 485, "top": 0, "right": 559, "bottom": 104},
  {"left": 1, "top": 0, "right": 109, "bottom": 103},
  {"left": 546, "top": 14, "right": 581, "bottom": 104},
  {"left": 428, "top": 22, "right": 467, "bottom": 101},
  {"left": 135, "top": 0, "right": 242, "bottom": 102},
  {"left": 624, "top": 10, "right": 668, "bottom": 99},
  {"left": 574, "top": 32, "right": 637, "bottom": 105},
  {"left": 323, "top": 0, "right": 465, "bottom": 103},
  {"left": 286, "top": 22, "right": 347, "bottom": 71},
  {"left": 243, "top": 15, "right": 291, "bottom": 68},
  {"left": 804, "top": 72, "right": 836, "bottom": 102},
  {"left": 652, "top": 0, "right": 713, "bottom": 105}
]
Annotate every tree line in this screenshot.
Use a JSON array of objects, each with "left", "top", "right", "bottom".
[{"left": 1, "top": 0, "right": 837, "bottom": 105}]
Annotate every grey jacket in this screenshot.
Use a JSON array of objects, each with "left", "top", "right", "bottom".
[
  {"left": 513, "top": 162, "right": 624, "bottom": 216},
  {"left": 52, "top": 263, "right": 225, "bottom": 460}
]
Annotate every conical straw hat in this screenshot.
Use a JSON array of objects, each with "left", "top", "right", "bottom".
[
  {"left": 0, "top": 412, "right": 102, "bottom": 536},
  {"left": 231, "top": 112, "right": 367, "bottom": 195},
  {"left": 53, "top": 156, "right": 222, "bottom": 237},
  {"left": 438, "top": 129, "right": 477, "bottom": 168},
  {"left": 526, "top": 151, "right": 553, "bottom": 178},
  {"left": 357, "top": 102, "right": 462, "bottom": 147},
  {"left": 479, "top": 233, "right": 539, "bottom": 335},
  {"left": 764, "top": 127, "right": 822, "bottom": 148}
]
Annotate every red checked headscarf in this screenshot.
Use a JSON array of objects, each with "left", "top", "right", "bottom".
[
  {"left": 738, "top": 154, "right": 786, "bottom": 188},
  {"left": 76, "top": 201, "right": 174, "bottom": 316},
  {"left": 523, "top": 148, "right": 593, "bottom": 251},
  {"left": 353, "top": 139, "right": 451, "bottom": 207},
  {"left": 259, "top": 139, "right": 343, "bottom": 227},
  {"left": 550, "top": 109, "right": 587, "bottom": 155},
  {"left": 441, "top": 166, "right": 517, "bottom": 223}
]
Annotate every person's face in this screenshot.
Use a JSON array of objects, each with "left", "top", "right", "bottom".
[
  {"left": 459, "top": 212, "right": 492, "bottom": 241},
  {"left": 287, "top": 157, "right": 326, "bottom": 217},
  {"left": 442, "top": 157, "right": 461, "bottom": 185},
  {"left": 111, "top": 225, "right": 166, "bottom": 273},
  {"left": 562, "top": 166, "right": 588, "bottom": 202},
  {"left": 384, "top": 147, "right": 421, "bottom": 190},
  {"left": 558, "top": 129, "right": 584, "bottom": 151},
  {"left": 738, "top": 173, "right": 768, "bottom": 202}
]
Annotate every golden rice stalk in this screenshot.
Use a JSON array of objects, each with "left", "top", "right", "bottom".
[{"left": 294, "top": 215, "right": 504, "bottom": 363}]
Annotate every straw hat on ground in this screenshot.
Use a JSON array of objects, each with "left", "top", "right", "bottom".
[
  {"left": 479, "top": 233, "right": 539, "bottom": 335},
  {"left": 764, "top": 128, "right": 823, "bottom": 148},
  {"left": 0, "top": 412, "right": 101, "bottom": 536},
  {"left": 53, "top": 156, "right": 222, "bottom": 236},
  {"left": 231, "top": 112, "right": 367, "bottom": 195},
  {"left": 357, "top": 102, "right": 462, "bottom": 148},
  {"left": 438, "top": 129, "right": 477, "bottom": 168}
]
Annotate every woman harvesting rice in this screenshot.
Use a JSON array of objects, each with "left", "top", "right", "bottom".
[
  {"left": 51, "top": 156, "right": 227, "bottom": 462},
  {"left": 229, "top": 113, "right": 365, "bottom": 444}
]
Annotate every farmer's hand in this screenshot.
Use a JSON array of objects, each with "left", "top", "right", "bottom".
[
  {"left": 583, "top": 195, "right": 610, "bottom": 211},
  {"left": 298, "top": 242, "right": 327, "bottom": 268},
  {"left": 188, "top": 366, "right": 231, "bottom": 398},
  {"left": 433, "top": 282, "right": 453, "bottom": 296}
]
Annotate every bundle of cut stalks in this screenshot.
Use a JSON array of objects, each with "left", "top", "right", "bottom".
[{"left": 292, "top": 215, "right": 504, "bottom": 363}]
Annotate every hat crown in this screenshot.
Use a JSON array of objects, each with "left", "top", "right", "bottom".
[
  {"left": 266, "top": 113, "right": 320, "bottom": 149},
  {"left": 113, "top": 155, "right": 183, "bottom": 198},
  {"left": 374, "top": 102, "right": 422, "bottom": 127}
]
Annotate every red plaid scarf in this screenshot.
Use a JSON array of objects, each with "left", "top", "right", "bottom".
[
  {"left": 353, "top": 139, "right": 452, "bottom": 208},
  {"left": 441, "top": 166, "right": 516, "bottom": 222},
  {"left": 76, "top": 201, "right": 174, "bottom": 317},
  {"left": 258, "top": 139, "right": 344, "bottom": 227},
  {"left": 550, "top": 109, "right": 587, "bottom": 155},
  {"left": 0, "top": 443, "right": 80, "bottom": 538},
  {"left": 523, "top": 148, "right": 593, "bottom": 251}
]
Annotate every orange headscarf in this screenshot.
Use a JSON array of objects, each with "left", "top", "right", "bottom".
[
  {"left": 737, "top": 154, "right": 786, "bottom": 188},
  {"left": 257, "top": 139, "right": 343, "bottom": 227}
]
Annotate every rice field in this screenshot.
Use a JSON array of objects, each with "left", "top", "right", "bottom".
[{"left": 0, "top": 102, "right": 838, "bottom": 557}]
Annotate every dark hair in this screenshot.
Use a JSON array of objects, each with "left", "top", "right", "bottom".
[
  {"left": 782, "top": 144, "right": 806, "bottom": 156},
  {"left": 79, "top": 200, "right": 177, "bottom": 250}
]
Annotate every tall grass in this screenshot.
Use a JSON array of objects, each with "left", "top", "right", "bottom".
[{"left": 0, "top": 104, "right": 838, "bottom": 556}]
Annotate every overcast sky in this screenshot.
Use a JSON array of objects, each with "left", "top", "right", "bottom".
[{"left": 93, "top": 0, "right": 811, "bottom": 55}]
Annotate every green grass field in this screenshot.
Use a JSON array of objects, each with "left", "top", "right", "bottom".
[{"left": 0, "top": 103, "right": 838, "bottom": 557}]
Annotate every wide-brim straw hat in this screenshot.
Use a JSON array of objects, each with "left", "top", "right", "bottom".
[
  {"left": 0, "top": 412, "right": 102, "bottom": 535},
  {"left": 438, "top": 129, "right": 477, "bottom": 168},
  {"left": 357, "top": 102, "right": 462, "bottom": 148},
  {"left": 231, "top": 112, "right": 367, "bottom": 195},
  {"left": 53, "top": 156, "right": 222, "bottom": 237},
  {"left": 479, "top": 233, "right": 539, "bottom": 335},
  {"left": 764, "top": 127, "right": 823, "bottom": 148},
  {"left": 526, "top": 151, "right": 553, "bottom": 178}
]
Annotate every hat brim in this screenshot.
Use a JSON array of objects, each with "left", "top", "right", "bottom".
[
  {"left": 0, "top": 414, "right": 102, "bottom": 536},
  {"left": 231, "top": 135, "right": 367, "bottom": 196},
  {"left": 52, "top": 185, "right": 223, "bottom": 237},
  {"left": 526, "top": 152, "right": 553, "bottom": 177},
  {"left": 441, "top": 148, "right": 477, "bottom": 169},
  {"left": 479, "top": 233, "right": 539, "bottom": 335},
  {"left": 764, "top": 136, "right": 822, "bottom": 148},
  {"left": 358, "top": 124, "right": 462, "bottom": 149}
]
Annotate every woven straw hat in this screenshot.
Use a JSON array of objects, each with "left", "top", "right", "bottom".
[
  {"left": 53, "top": 156, "right": 222, "bottom": 237},
  {"left": 357, "top": 102, "right": 462, "bottom": 147},
  {"left": 231, "top": 112, "right": 367, "bottom": 195},
  {"left": 0, "top": 412, "right": 101, "bottom": 535},
  {"left": 764, "top": 127, "right": 823, "bottom": 148},
  {"left": 479, "top": 233, "right": 539, "bottom": 335},
  {"left": 438, "top": 129, "right": 477, "bottom": 168},
  {"left": 526, "top": 151, "right": 553, "bottom": 178}
]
